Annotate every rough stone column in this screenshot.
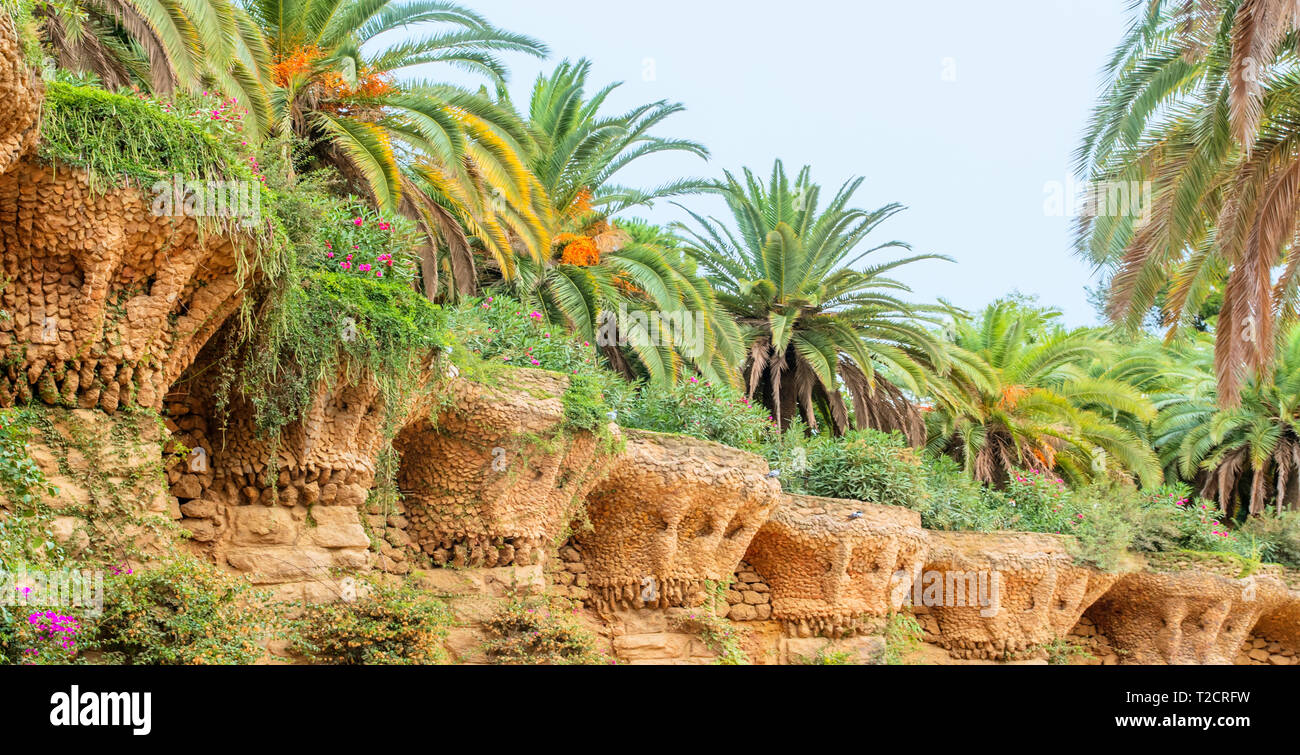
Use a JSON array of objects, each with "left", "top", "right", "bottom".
[{"left": 0, "top": 13, "right": 41, "bottom": 176}]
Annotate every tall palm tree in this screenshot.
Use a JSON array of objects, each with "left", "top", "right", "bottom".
[
  {"left": 485, "top": 60, "right": 736, "bottom": 385},
  {"left": 241, "top": 0, "right": 547, "bottom": 222},
  {"left": 926, "top": 299, "right": 1162, "bottom": 487},
  {"left": 1078, "top": 0, "right": 1300, "bottom": 405},
  {"left": 1154, "top": 324, "right": 1300, "bottom": 516},
  {"left": 520, "top": 59, "right": 711, "bottom": 224},
  {"left": 676, "top": 160, "right": 951, "bottom": 442}
]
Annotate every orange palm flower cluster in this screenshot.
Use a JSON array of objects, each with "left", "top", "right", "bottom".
[
  {"left": 569, "top": 187, "right": 594, "bottom": 217},
  {"left": 998, "top": 384, "right": 1029, "bottom": 409},
  {"left": 558, "top": 234, "right": 600, "bottom": 266},
  {"left": 612, "top": 271, "right": 642, "bottom": 295},
  {"left": 271, "top": 46, "right": 322, "bottom": 87},
  {"left": 320, "top": 69, "right": 397, "bottom": 100}
]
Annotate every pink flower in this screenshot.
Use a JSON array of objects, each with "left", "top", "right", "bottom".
[
  {"left": 326, "top": 252, "right": 334, "bottom": 258},
  {"left": 530, "top": 359, "right": 540, "bottom": 365},
  {"left": 353, "top": 218, "right": 364, "bottom": 226},
  {"left": 375, "top": 270, "right": 384, "bottom": 278}
]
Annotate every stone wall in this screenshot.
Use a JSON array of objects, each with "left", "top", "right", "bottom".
[
  {"left": 3, "top": 409, "right": 179, "bottom": 563},
  {"left": 0, "top": 15, "right": 39, "bottom": 175},
  {"left": 0, "top": 160, "right": 248, "bottom": 413},
  {"left": 578, "top": 430, "right": 780, "bottom": 612},
  {"left": 744, "top": 494, "right": 925, "bottom": 637},
  {"left": 722, "top": 561, "right": 773, "bottom": 622},
  {"left": 922, "top": 531, "right": 1117, "bottom": 660},
  {"left": 396, "top": 372, "right": 617, "bottom": 569}
]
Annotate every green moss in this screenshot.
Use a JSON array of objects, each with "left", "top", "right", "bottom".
[{"left": 38, "top": 83, "right": 243, "bottom": 188}]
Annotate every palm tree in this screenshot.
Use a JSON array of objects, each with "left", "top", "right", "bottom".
[
  {"left": 520, "top": 59, "right": 711, "bottom": 224},
  {"left": 1078, "top": 0, "right": 1300, "bottom": 405},
  {"left": 487, "top": 60, "right": 737, "bottom": 385},
  {"left": 925, "top": 299, "right": 1161, "bottom": 487},
  {"left": 1155, "top": 324, "right": 1300, "bottom": 516},
  {"left": 242, "top": 0, "right": 548, "bottom": 236},
  {"left": 675, "top": 160, "right": 950, "bottom": 442}
]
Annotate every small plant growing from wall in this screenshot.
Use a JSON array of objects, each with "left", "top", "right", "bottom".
[
  {"left": 294, "top": 578, "right": 453, "bottom": 665},
  {"left": 798, "top": 646, "right": 855, "bottom": 665},
  {"left": 883, "top": 612, "right": 923, "bottom": 665},
  {"left": 1040, "top": 638, "right": 1094, "bottom": 666},
  {"left": 482, "top": 596, "right": 608, "bottom": 665},
  {"left": 674, "top": 580, "right": 750, "bottom": 665}
]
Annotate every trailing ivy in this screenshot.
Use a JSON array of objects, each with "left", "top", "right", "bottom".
[{"left": 39, "top": 83, "right": 243, "bottom": 188}]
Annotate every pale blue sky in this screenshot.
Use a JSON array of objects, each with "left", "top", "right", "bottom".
[{"left": 427, "top": 0, "right": 1130, "bottom": 326}]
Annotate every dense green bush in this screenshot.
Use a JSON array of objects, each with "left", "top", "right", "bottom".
[
  {"left": 1240, "top": 512, "right": 1300, "bottom": 569},
  {"left": 448, "top": 294, "right": 611, "bottom": 379},
  {"left": 1129, "top": 484, "right": 1244, "bottom": 556},
  {"left": 294, "top": 579, "right": 453, "bottom": 665},
  {"left": 611, "top": 378, "right": 778, "bottom": 451},
  {"left": 919, "top": 462, "right": 1137, "bottom": 570},
  {"left": 39, "top": 83, "right": 250, "bottom": 188},
  {"left": 777, "top": 428, "right": 927, "bottom": 511}
]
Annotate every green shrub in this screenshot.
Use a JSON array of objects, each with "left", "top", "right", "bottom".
[
  {"left": 778, "top": 429, "right": 927, "bottom": 511},
  {"left": 1240, "top": 512, "right": 1300, "bottom": 569},
  {"left": 1042, "top": 638, "right": 1093, "bottom": 665},
  {"left": 482, "top": 597, "right": 607, "bottom": 665},
  {"left": 1, "top": 607, "right": 84, "bottom": 664},
  {"left": 919, "top": 455, "right": 1006, "bottom": 531},
  {"left": 919, "top": 462, "right": 1137, "bottom": 570},
  {"left": 449, "top": 295, "right": 611, "bottom": 379},
  {"left": 294, "top": 580, "right": 453, "bottom": 665},
  {"left": 611, "top": 378, "right": 778, "bottom": 451},
  {"left": 799, "top": 646, "right": 855, "bottom": 665},
  {"left": 1065, "top": 484, "right": 1139, "bottom": 571},
  {"left": 883, "top": 612, "right": 922, "bottom": 665},
  {"left": 1130, "top": 484, "right": 1253, "bottom": 558},
  {"left": 79, "top": 556, "right": 286, "bottom": 665},
  {"left": 307, "top": 202, "right": 421, "bottom": 286}
]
